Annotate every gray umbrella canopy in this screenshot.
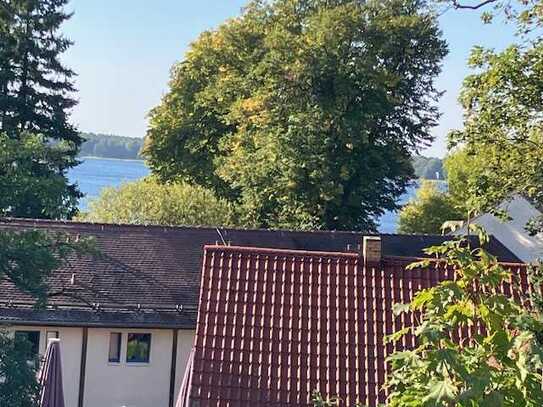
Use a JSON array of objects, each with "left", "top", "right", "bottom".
[
  {"left": 39, "top": 339, "right": 65, "bottom": 407},
  {"left": 176, "top": 348, "right": 195, "bottom": 407}
]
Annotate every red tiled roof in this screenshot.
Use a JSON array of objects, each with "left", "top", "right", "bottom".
[{"left": 184, "top": 245, "right": 529, "bottom": 407}]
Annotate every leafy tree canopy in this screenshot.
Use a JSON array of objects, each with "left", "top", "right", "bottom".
[
  {"left": 397, "top": 180, "right": 463, "bottom": 234},
  {"left": 448, "top": 42, "right": 543, "bottom": 224},
  {"left": 401, "top": 40, "right": 543, "bottom": 234},
  {"left": 82, "top": 177, "right": 240, "bottom": 227},
  {"left": 144, "top": 0, "right": 448, "bottom": 231},
  {"left": 0, "top": 133, "right": 80, "bottom": 219},
  {"left": 443, "top": 147, "right": 490, "bottom": 213}
]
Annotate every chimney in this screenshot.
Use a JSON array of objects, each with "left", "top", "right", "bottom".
[{"left": 362, "top": 236, "right": 381, "bottom": 266}]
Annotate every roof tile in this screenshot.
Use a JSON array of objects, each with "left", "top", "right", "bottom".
[{"left": 185, "top": 245, "right": 529, "bottom": 406}]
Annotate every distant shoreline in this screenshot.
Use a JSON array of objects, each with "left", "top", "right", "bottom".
[{"left": 79, "top": 156, "right": 145, "bottom": 163}]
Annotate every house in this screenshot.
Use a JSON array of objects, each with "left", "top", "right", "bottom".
[
  {"left": 178, "top": 241, "right": 529, "bottom": 406},
  {"left": 454, "top": 194, "right": 543, "bottom": 263},
  {"left": 0, "top": 218, "right": 520, "bottom": 407}
]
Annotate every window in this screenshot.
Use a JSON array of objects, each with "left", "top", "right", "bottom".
[
  {"left": 46, "top": 331, "right": 59, "bottom": 341},
  {"left": 126, "top": 333, "right": 151, "bottom": 363},
  {"left": 108, "top": 332, "right": 122, "bottom": 363},
  {"left": 14, "top": 331, "right": 40, "bottom": 360}
]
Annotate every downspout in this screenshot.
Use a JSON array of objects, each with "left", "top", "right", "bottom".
[
  {"left": 77, "top": 327, "right": 88, "bottom": 407},
  {"left": 169, "top": 329, "right": 179, "bottom": 407}
]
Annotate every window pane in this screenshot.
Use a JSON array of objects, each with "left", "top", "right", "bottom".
[
  {"left": 108, "top": 333, "right": 121, "bottom": 363},
  {"left": 14, "top": 331, "right": 40, "bottom": 359},
  {"left": 126, "top": 333, "right": 151, "bottom": 363}
]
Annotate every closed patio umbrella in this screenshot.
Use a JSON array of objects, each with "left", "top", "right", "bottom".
[
  {"left": 39, "top": 338, "right": 65, "bottom": 407},
  {"left": 175, "top": 348, "right": 195, "bottom": 407}
]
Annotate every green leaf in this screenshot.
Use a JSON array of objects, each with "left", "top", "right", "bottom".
[
  {"left": 480, "top": 391, "right": 504, "bottom": 407},
  {"left": 385, "top": 327, "right": 410, "bottom": 344},
  {"left": 411, "top": 289, "right": 434, "bottom": 310},
  {"left": 423, "top": 379, "right": 457, "bottom": 405},
  {"left": 392, "top": 303, "right": 410, "bottom": 316},
  {"left": 386, "top": 350, "right": 419, "bottom": 365},
  {"left": 406, "top": 260, "right": 431, "bottom": 270}
]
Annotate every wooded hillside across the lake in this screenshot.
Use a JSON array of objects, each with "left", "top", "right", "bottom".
[
  {"left": 80, "top": 133, "right": 444, "bottom": 179},
  {"left": 80, "top": 133, "right": 144, "bottom": 160}
]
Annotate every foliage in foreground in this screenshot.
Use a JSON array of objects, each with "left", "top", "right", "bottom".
[
  {"left": 144, "top": 0, "right": 447, "bottom": 231},
  {"left": 312, "top": 391, "right": 341, "bottom": 406},
  {"left": 0, "top": 331, "right": 40, "bottom": 407},
  {"left": 386, "top": 231, "right": 543, "bottom": 406},
  {"left": 312, "top": 390, "right": 367, "bottom": 406},
  {"left": 82, "top": 177, "right": 240, "bottom": 227},
  {"left": 397, "top": 180, "right": 463, "bottom": 234}
]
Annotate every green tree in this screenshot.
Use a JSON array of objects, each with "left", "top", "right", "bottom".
[
  {"left": 0, "top": 332, "right": 40, "bottom": 407},
  {"left": 0, "top": 0, "right": 82, "bottom": 217},
  {"left": 448, "top": 42, "right": 543, "bottom": 227},
  {"left": 82, "top": 177, "right": 240, "bottom": 227},
  {"left": 0, "top": 133, "right": 79, "bottom": 219},
  {"left": 79, "top": 133, "right": 145, "bottom": 160},
  {"left": 398, "top": 180, "right": 463, "bottom": 234},
  {"left": 386, "top": 231, "right": 543, "bottom": 406},
  {"left": 403, "top": 41, "right": 543, "bottom": 234},
  {"left": 412, "top": 156, "right": 445, "bottom": 180},
  {"left": 443, "top": 148, "right": 491, "bottom": 215},
  {"left": 144, "top": 0, "right": 448, "bottom": 231},
  {"left": 0, "top": 2, "right": 87, "bottom": 404}
]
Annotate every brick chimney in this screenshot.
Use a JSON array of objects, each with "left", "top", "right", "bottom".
[{"left": 362, "top": 236, "right": 381, "bottom": 267}]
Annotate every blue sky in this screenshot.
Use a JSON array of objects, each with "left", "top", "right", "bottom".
[{"left": 63, "top": 0, "right": 518, "bottom": 158}]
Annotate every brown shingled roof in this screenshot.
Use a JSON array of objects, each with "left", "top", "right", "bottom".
[
  {"left": 0, "top": 218, "right": 520, "bottom": 328},
  {"left": 182, "top": 245, "right": 529, "bottom": 407}
]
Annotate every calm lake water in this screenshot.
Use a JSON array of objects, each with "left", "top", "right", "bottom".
[
  {"left": 68, "top": 157, "right": 417, "bottom": 233},
  {"left": 69, "top": 157, "right": 149, "bottom": 210}
]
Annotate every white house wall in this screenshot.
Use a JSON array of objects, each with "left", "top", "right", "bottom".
[
  {"left": 85, "top": 328, "right": 167, "bottom": 407},
  {"left": 4, "top": 325, "right": 196, "bottom": 407}
]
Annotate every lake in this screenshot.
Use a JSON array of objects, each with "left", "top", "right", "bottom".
[
  {"left": 69, "top": 157, "right": 149, "bottom": 210},
  {"left": 69, "top": 157, "right": 417, "bottom": 233}
]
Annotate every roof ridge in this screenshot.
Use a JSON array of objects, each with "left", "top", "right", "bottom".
[
  {"left": 0, "top": 217, "right": 367, "bottom": 235},
  {"left": 204, "top": 244, "right": 359, "bottom": 258},
  {"left": 0, "top": 217, "right": 456, "bottom": 238}
]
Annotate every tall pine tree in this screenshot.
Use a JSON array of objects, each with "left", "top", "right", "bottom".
[
  {"left": 0, "top": 0, "right": 81, "bottom": 219},
  {"left": 0, "top": 3, "right": 93, "bottom": 404}
]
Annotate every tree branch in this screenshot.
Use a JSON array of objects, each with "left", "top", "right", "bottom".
[{"left": 451, "top": 0, "right": 498, "bottom": 10}]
